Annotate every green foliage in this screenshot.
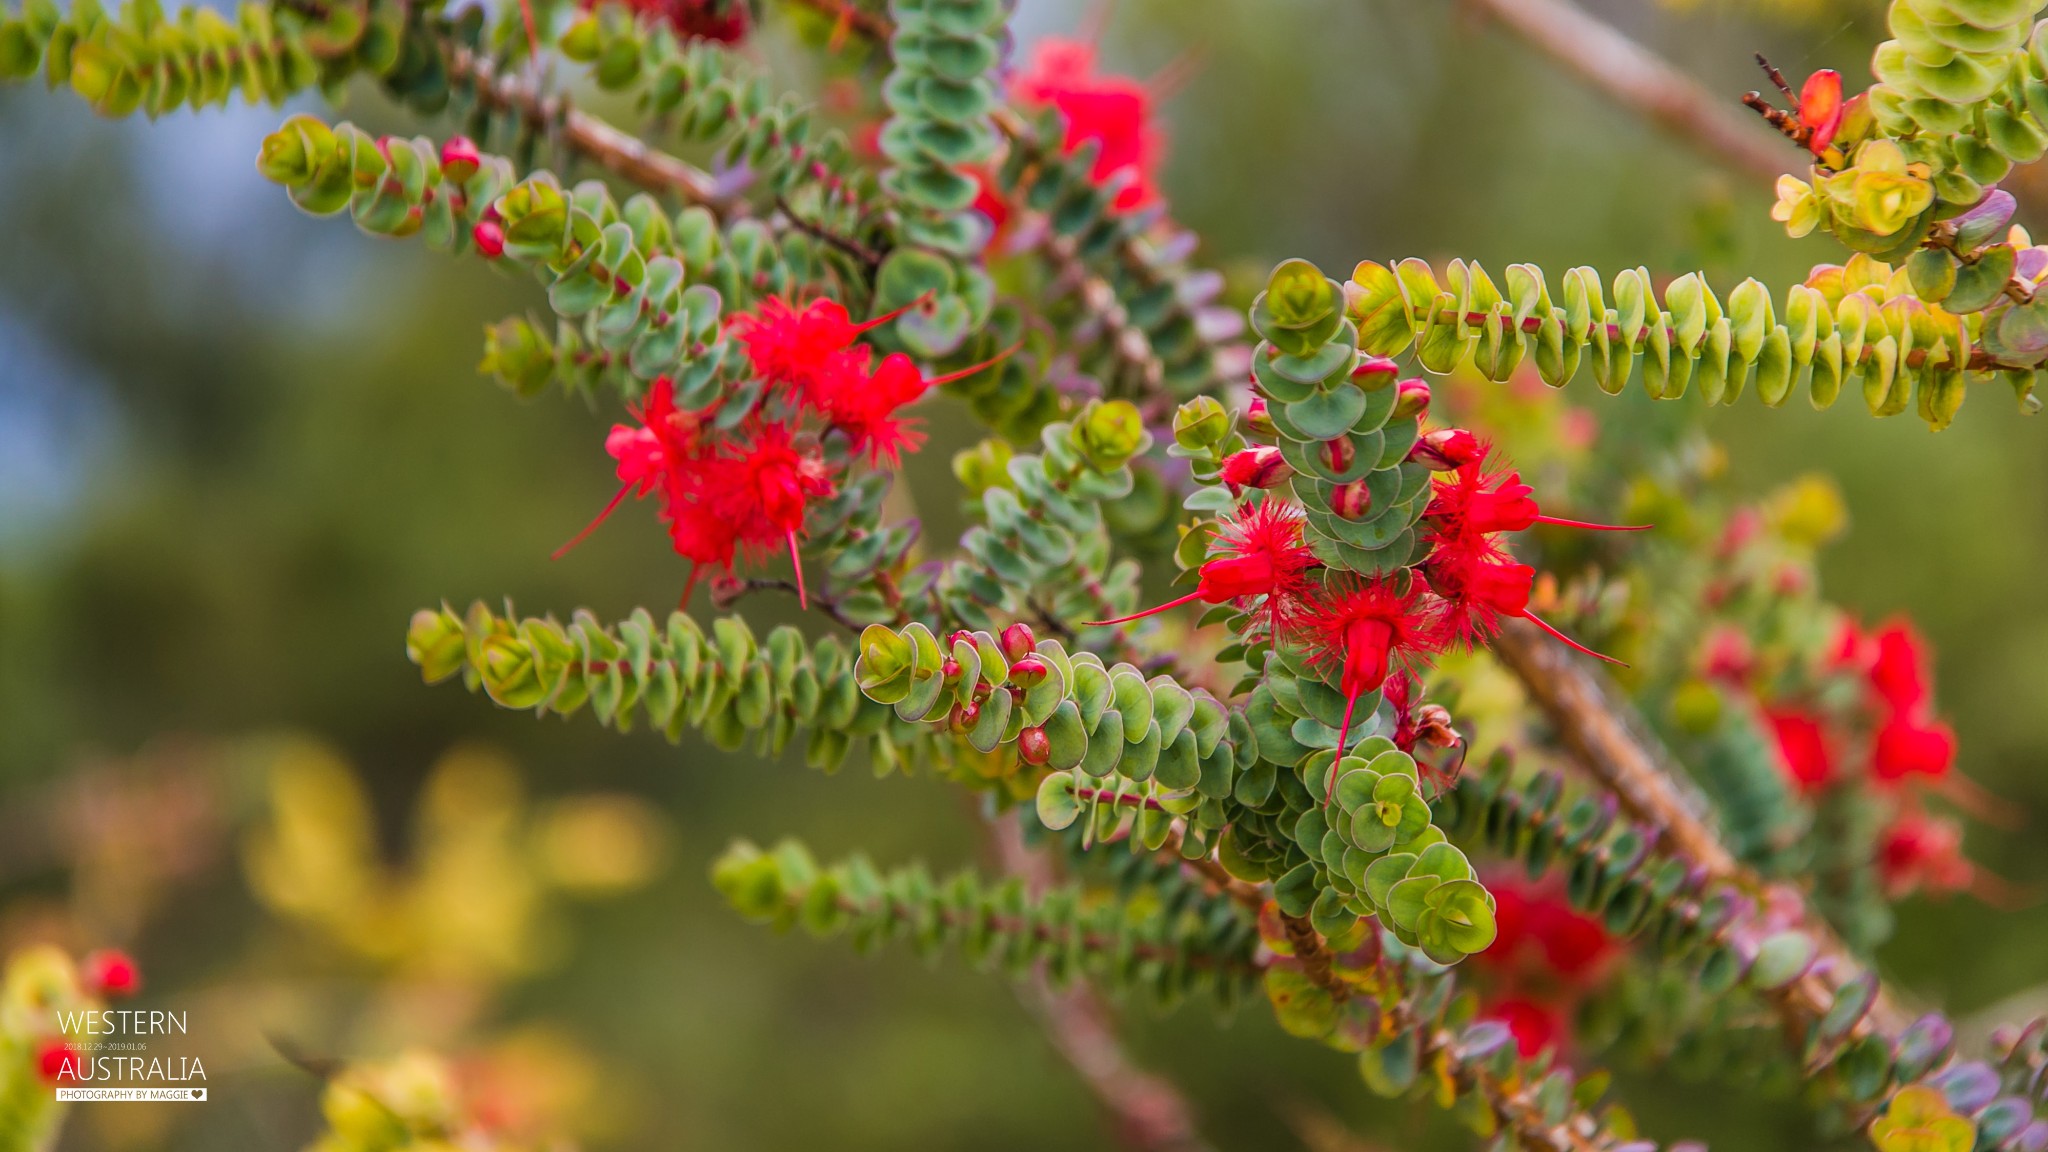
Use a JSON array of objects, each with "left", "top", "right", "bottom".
[
  {"left": 1347, "top": 253, "right": 2043, "bottom": 427},
  {"left": 408, "top": 601, "right": 938, "bottom": 775},
  {"left": 994, "top": 106, "right": 1238, "bottom": 399},
  {"left": 0, "top": 0, "right": 363, "bottom": 117},
  {"left": 1868, "top": 0, "right": 2048, "bottom": 206},
  {"left": 710, "top": 838, "right": 1261, "bottom": 1011},
  {"left": 562, "top": 3, "right": 869, "bottom": 209},
  {"left": 1250, "top": 259, "right": 1429, "bottom": 573}
]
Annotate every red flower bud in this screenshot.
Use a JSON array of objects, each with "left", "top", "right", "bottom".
[
  {"left": 1322, "top": 436, "right": 1355, "bottom": 474},
  {"left": 952, "top": 699, "right": 982, "bottom": 734},
  {"left": 1329, "top": 478, "right": 1373, "bottom": 520},
  {"left": 999, "top": 622, "right": 1038, "bottom": 663},
  {"left": 1392, "top": 378, "right": 1431, "bottom": 422},
  {"left": 1409, "top": 428, "right": 1484, "bottom": 471},
  {"left": 1218, "top": 446, "right": 1292, "bottom": 493},
  {"left": 1352, "top": 356, "right": 1400, "bottom": 391},
  {"left": 941, "top": 657, "right": 962, "bottom": 681},
  {"left": 1245, "top": 396, "right": 1276, "bottom": 436},
  {"left": 472, "top": 220, "right": 506, "bottom": 259},
  {"left": 1018, "top": 725, "right": 1052, "bottom": 766},
  {"left": 82, "top": 950, "right": 141, "bottom": 999},
  {"left": 1008, "top": 654, "right": 1050, "bottom": 689},
  {"left": 440, "top": 135, "right": 482, "bottom": 183}
]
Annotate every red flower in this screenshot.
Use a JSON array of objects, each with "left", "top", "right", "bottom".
[
  {"left": 1877, "top": 811, "right": 1972, "bottom": 899},
  {"left": 1868, "top": 621, "right": 1931, "bottom": 714},
  {"left": 37, "top": 1039, "right": 79, "bottom": 1083},
  {"left": 1218, "top": 446, "right": 1292, "bottom": 495},
  {"left": 1767, "top": 708, "right": 1836, "bottom": 794},
  {"left": 733, "top": 296, "right": 913, "bottom": 403},
  {"left": 1292, "top": 576, "right": 1449, "bottom": 774},
  {"left": 597, "top": 0, "right": 748, "bottom": 41},
  {"left": 1012, "top": 38, "right": 1163, "bottom": 211},
  {"left": 82, "top": 950, "right": 142, "bottom": 999},
  {"left": 1417, "top": 440, "right": 1633, "bottom": 665},
  {"left": 1799, "top": 69, "right": 1845, "bottom": 155},
  {"left": 1872, "top": 714, "right": 1956, "bottom": 784},
  {"left": 1526, "top": 899, "right": 1613, "bottom": 978},
  {"left": 1091, "top": 500, "right": 1318, "bottom": 633},
  {"left": 555, "top": 378, "right": 709, "bottom": 562},
  {"left": 1487, "top": 997, "right": 1562, "bottom": 1058}
]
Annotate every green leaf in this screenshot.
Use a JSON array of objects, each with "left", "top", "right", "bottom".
[
  {"left": 1944, "top": 243, "right": 2015, "bottom": 314},
  {"left": 1035, "top": 772, "right": 1081, "bottom": 831}
]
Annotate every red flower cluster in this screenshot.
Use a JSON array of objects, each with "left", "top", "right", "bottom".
[
  {"left": 561, "top": 296, "right": 990, "bottom": 607},
  {"left": 1294, "top": 575, "right": 1451, "bottom": 762},
  {"left": 1837, "top": 619, "right": 1957, "bottom": 787},
  {"left": 1876, "top": 811, "right": 1974, "bottom": 900},
  {"left": 1417, "top": 434, "right": 1641, "bottom": 661},
  {"left": 597, "top": 0, "right": 747, "bottom": 41},
  {"left": 1475, "top": 877, "right": 1616, "bottom": 1056},
  {"left": 1011, "top": 37, "right": 1165, "bottom": 213},
  {"left": 1089, "top": 500, "right": 1317, "bottom": 637},
  {"left": 82, "top": 949, "right": 142, "bottom": 999}
]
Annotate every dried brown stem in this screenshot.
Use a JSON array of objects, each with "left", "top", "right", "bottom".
[
  {"left": 989, "top": 818, "right": 1219, "bottom": 1152},
  {"left": 1460, "top": 0, "right": 1792, "bottom": 185},
  {"left": 442, "top": 42, "right": 723, "bottom": 205},
  {"left": 1489, "top": 618, "right": 1910, "bottom": 1043}
]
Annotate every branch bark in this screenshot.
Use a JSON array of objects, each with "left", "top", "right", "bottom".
[
  {"left": 1489, "top": 617, "right": 1911, "bottom": 1041},
  {"left": 1461, "top": 0, "right": 1793, "bottom": 186},
  {"left": 989, "top": 818, "right": 1219, "bottom": 1152},
  {"left": 442, "top": 43, "right": 725, "bottom": 206}
]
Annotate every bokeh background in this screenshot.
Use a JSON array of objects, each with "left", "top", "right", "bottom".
[{"left": 2, "top": 0, "right": 2046, "bottom": 1148}]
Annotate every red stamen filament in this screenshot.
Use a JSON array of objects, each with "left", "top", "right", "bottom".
[
  {"left": 553, "top": 481, "right": 635, "bottom": 561},
  {"left": 1523, "top": 612, "right": 1627, "bottom": 667},
  {"left": 1084, "top": 590, "right": 1203, "bottom": 628},
  {"left": 1533, "top": 515, "right": 1651, "bottom": 532},
  {"left": 926, "top": 341, "right": 1025, "bottom": 389},
  {"left": 1328, "top": 689, "right": 1363, "bottom": 809},
  {"left": 787, "top": 529, "right": 809, "bottom": 610}
]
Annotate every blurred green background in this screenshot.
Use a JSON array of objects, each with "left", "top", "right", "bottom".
[{"left": 2, "top": 0, "right": 2045, "bottom": 1148}]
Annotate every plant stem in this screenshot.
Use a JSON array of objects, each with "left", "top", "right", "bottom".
[
  {"left": 1488, "top": 617, "right": 1910, "bottom": 1041},
  {"left": 1458, "top": 0, "right": 1791, "bottom": 185}
]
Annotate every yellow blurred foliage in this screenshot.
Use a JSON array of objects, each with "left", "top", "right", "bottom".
[{"left": 243, "top": 739, "right": 669, "bottom": 984}]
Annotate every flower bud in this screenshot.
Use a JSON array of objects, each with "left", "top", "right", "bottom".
[
  {"left": 1218, "top": 446, "right": 1292, "bottom": 493},
  {"left": 1172, "top": 396, "right": 1230, "bottom": 450},
  {"left": 1244, "top": 396, "right": 1276, "bottom": 436},
  {"left": 1073, "top": 399, "right": 1148, "bottom": 472},
  {"left": 439, "top": 135, "right": 481, "bottom": 184},
  {"left": 1392, "top": 378, "right": 1431, "bottom": 422},
  {"left": 1321, "top": 436, "right": 1354, "bottom": 474},
  {"left": 1018, "top": 725, "right": 1052, "bottom": 766},
  {"left": 82, "top": 950, "right": 141, "bottom": 999},
  {"left": 1352, "top": 356, "right": 1400, "bottom": 391},
  {"left": 1408, "top": 427, "right": 1482, "bottom": 471},
  {"left": 941, "top": 657, "right": 961, "bottom": 681},
  {"left": 1000, "top": 622, "right": 1038, "bottom": 663},
  {"left": 255, "top": 114, "right": 336, "bottom": 186},
  {"left": 406, "top": 608, "right": 468, "bottom": 683},
  {"left": 472, "top": 220, "right": 506, "bottom": 259},
  {"left": 1330, "top": 478, "right": 1373, "bottom": 520},
  {"left": 496, "top": 179, "right": 570, "bottom": 251},
  {"left": 951, "top": 699, "right": 982, "bottom": 734},
  {"left": 479, "top": 315, "right": 556, "bottom": 399},
  {"left": 1008, "top": 654, "right": 1050, "bottom": 689}
]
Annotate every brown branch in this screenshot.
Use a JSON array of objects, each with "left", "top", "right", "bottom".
[
  {"left": 441, "top": 42, "right": 724, "bottom": 206},
  {"left": 989, "top": 817, "right": 1219, "bottom": 1152},
  {"left": 1460, "top": 0, "right": 1792, "bottom": 186},
  {"left": 1489, "top": 618, "right": 1911, "bottom": 1045}
]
